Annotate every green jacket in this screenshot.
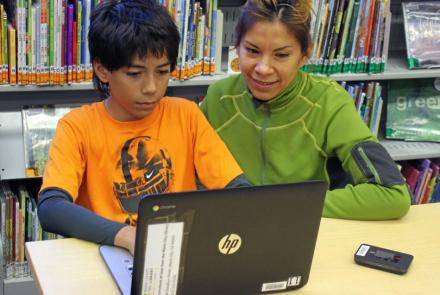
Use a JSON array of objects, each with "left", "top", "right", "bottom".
[{"left": 200, "top": 71, "right": 411, "bottom": 220}]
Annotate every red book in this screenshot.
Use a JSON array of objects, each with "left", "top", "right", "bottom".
[{"left": 401, "top": 163, "right": 420, "bottom": 199}]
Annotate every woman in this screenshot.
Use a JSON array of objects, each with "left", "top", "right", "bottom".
[{"left": 200, "top": 0, "right": 411, "bottom": 220}]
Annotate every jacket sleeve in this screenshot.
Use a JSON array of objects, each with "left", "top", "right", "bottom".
[{"left": 322, "top": 101, "right": 411, "bottom": 220}]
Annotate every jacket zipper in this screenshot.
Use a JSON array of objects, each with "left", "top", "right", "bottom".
[
  {"left": 260, "top": 109, "right": 271, "bottom": 184},
  {"left": 357, "top": 146, "right": 382, "bottom": 185}
]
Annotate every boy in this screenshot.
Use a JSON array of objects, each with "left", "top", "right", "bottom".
[{"left": 38, "top": 0, "right": 247, "bottom": 254}]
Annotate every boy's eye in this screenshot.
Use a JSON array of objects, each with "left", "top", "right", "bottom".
[
  {"left": 158, "top": 69, "right": 170, "bottom": 75},
  {"left": 245, "top": 47, "right": 259, "bottom": 55},
  {"left": 126, "top": 72, "right": 141, "bottom": 77}
]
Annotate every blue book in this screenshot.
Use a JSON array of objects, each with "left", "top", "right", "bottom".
[{"left": 431, "top": 176, "right": 440, "bottom": 203}]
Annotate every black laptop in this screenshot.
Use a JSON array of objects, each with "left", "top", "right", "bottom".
[{"left": 100, "top": 181, "right": 326, "bottom": 295}]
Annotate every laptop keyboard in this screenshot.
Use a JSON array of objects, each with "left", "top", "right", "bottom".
[{"left": 124, "top": 259, "right": 133, "bottom": 276}]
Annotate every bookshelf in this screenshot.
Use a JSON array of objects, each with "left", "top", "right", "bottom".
[
  {"left": 0, "top": 0, "right": 439, "bottom": 294},
  {"left": 1, "top": 53, "right": 440, "bottom": 92}
]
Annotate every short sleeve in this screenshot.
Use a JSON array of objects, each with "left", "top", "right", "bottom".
[{"left": 40, "top": 117, "right": 86, "bottom": 201}]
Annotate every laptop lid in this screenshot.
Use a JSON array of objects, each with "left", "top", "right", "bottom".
[{"left": 132, "top": 181, "right": 326, "bottom": 295}]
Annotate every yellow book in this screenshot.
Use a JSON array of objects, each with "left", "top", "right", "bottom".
[{"left": 8, "top": 25, "right": 16, "bottom": 85}]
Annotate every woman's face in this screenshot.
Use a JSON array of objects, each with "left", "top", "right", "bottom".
[{"left": 237, "top": 20, "right": 308, "bottom": 101}]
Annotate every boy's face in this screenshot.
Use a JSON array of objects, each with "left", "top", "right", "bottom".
[{"left": 94, "top": 53, "right": 171, "bottom": 121}]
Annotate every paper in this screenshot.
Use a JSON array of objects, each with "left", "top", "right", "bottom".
[{"left": 142, "top": 222, "right": 184, "bottom": 295}]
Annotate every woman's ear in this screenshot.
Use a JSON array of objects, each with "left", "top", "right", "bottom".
[
  {"left": 299, "top": 54, "right": 309, "bottom": 68},
  {"left": 299, "top": 45, "right": 312, "bottom": 67},
  {"left": 93, "top": 60, "right": 110, "bottom": 83}
]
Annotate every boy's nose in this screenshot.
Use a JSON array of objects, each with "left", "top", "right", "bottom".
[{"left": 141, "top": 78, "right": 157, "bottom": 94}]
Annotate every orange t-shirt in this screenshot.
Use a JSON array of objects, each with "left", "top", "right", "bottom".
[{"left": 40, "top": 97, "right": 242, "bottom": 224}]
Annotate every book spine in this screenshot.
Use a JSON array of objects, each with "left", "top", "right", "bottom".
[
  {"left": 328, "top": 0, "right": 347, "bottom": 74},
  {"left": 8, "top": 25, "right": 16, "bottom": 85},
  {"left": 0, "top": 4, "right": 4, "bottom": 84},
  {"left": 67, "top": 4, "right": 73, "bottom": 84},
  {"left": 380, "top": 2, "right": 391, "bottom": 72},
  {"left": 337, "top": 0, "right": 354, "bottom": 73},
  {"left": 76, "top": 0, "right": 82, "bottom": 82}
]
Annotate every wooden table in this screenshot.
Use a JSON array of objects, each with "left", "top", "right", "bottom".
[{"left": 26, "top": 203, "right": 440, "bottom": 294}]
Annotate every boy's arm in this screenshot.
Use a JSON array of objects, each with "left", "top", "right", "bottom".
[{"left": 38, "top": 189, "right": 131, "bottom": 249}]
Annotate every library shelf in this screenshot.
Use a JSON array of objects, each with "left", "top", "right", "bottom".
[{"left": 380, "top": 139, "right": 440, "bottom": 161}]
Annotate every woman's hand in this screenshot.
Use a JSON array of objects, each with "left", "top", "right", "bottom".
[{"left": 114, "top": 225, "right": 136, "bottom": 255}]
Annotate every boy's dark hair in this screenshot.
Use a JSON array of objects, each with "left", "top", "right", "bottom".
[{"left": 89, "top": 0, "right": 180, "bottom": 96}]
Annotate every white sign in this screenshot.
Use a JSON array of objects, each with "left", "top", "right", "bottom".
[{"left": 142, "top": 222, "right": 184, "bottom": 295}]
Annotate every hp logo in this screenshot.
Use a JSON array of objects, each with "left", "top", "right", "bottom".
[{"left": 218, "top": 234, "right": 242, "bottom": 255}]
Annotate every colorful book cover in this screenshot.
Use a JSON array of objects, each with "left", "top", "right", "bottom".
[
  {"left": 362, "top": 0, "right": 376, "bottom": 71},
  {"left": 402, "top": 1, "right": 440, "bottom": 69},
  {"left": 414, "top": 159, "right": 431, "bottom": 204},
  {"left": 3, "top": 7, "right": 8, "bottom": 84},
  {"left": 0, "top": 4, "right": 4, "bottom": 83},
  {"left": 426, "top": 163, "right": 439, "bottom": 203},
  {"left": 367, "top": 0, "right": 382, "bottom": 73},
  {"left": 401, "top": 163, "right": 420, "bottom": 200},
  {"left": 328, "top": 0, "right": 347, "bottom": 74},
  {"left": 386, "top": 78, "right": 440, "bottom": 142},
  {"left": 49, "top": 0, "right": 54, "bottom": 84},
  {"left": 227, "top": 46, "right": 239, "bottom": 75},
  {"left": 336, "top": 0, "right": 354, "bottom": 73},
  {"left": 214, "top": 8, "right": 223, "bottom": 74},
  {"left": 315, "top": 2, "right": 330, "bottom": 73},
  {"left": 379, "top": 4, "right": 391, "bottom": 72},
  {"left": 343, "top": 0, "right": 360, "bottom": 72},
  {"left": 7, "top": 24, "right": 16, "bottom": 84},
  {"left": 430, "top": 175, "right": 440, "bottom": 203},
  {"left": 67, "top": 3, "right": 73, "bottom": 84},
  {"left": 22, "top": 104, "right": 76, "bottom": 177},
  {"left": 320, "top": 0, "right": 338, "bottom": 74},
  {"left": 76, "top": 0, "right": 82, "bottom": 82}
]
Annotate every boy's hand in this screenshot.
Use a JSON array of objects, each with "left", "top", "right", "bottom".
[{"left": 114, "top": 225, "right": 136, "bottom": 255}]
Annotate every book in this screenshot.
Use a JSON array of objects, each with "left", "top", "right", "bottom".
[
  {"left": 426, "top": 163, "right": 439, "bottom": 203},
  {"left": 386, "top": 78, "right": 440, "bottom": 142},
  {"left": 431, "top": 175, "right": 440, "bottom": 203},
  {"left": 213, "top": 8, "right": 223, "bottom": 74},
  {"left": 401, "top": 163, "right": 420, "bottom": 199},
  {"left": 227, "top": 46, "right": 239, "bottom": 74},
  {"left": 22, "top": 104, "right": 76, "bottom": 177},
  {"left": 343, "top": 0, "right": 361, "bottom": 72},
  {"left": 336, "top": 0, "right": 355, "bottom": 73},
  {"left": 414, "top": 159, "right": 431, "bottom": 204},
  {"left": 402, "top": 1, "right": 440, "bottom": 69}
]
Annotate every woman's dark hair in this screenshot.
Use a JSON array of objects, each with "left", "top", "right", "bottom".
[
  {"left": 88, "top": 0, "right": 180, "bottom": 95},
  {"left": 235, "top": 0, "right": 312, "bottom": 54}
]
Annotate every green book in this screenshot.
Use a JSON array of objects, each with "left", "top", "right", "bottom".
[{"left": 386, "top": 79, "right": 440, "bottom": 142}]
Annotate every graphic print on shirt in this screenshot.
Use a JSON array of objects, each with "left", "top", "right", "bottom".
[{"left": 113, "top": 136, "right": 174, "bottom": 222}]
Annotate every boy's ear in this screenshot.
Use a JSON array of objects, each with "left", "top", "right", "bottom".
[{"left": 93, "top": 60, "right": 110, "bottom": 83}]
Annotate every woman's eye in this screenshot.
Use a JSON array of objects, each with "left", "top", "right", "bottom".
[
  {"left": 246, "top": 47, "right": 259, "bottom": 54},
  {"left": 275, "top": 53, "right": 289, "bottom": 58},
  {"left": 158, "top": 69, "right": 170, "bottom": 75}
]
